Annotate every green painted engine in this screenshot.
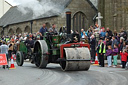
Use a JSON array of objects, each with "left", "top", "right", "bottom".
[
  {"left": 33, "top": 32, "right": 65, "bottom": 68},
  {"left": 33, "top": 32, "right": 91, "bottom": 71}
]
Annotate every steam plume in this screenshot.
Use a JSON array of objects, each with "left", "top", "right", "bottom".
[{"left": 14, "top": 0, "right": 65, "bottom": 19}]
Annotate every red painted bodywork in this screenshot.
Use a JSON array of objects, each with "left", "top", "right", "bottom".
[{"left": 60, "top": 43, "right": 90, "bottom": 58}]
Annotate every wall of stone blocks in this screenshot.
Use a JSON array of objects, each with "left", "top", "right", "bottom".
[
  {"left": 66, "top": 0, "right": 97, "bottom": 30},
  {"left": 99, "top": 0, "right": 128, "bottom": 32},
  {"left": 0, "top": 0, "right": 97, "bottom": 36}
]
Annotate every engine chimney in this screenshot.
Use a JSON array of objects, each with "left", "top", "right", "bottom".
[{"left": 66, "top": 11, "right": 71, "bottom": 34}]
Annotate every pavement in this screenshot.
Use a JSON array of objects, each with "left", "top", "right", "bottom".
[
  {"left": 0, "top": 61, "right": 128, "bottom": 85},
  {"left": 91, "top": 60, "right": 122, "bottom": 64}
]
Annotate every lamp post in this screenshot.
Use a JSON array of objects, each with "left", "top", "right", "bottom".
[
  {"left": 2, "top": 25, "right": 7, "bottom": 36},
  {"left": 2, "top": 27, "right": 4, "bottom": 35},
  {"left": 30, "top": 21, "right": 33, "bottom": 33}
]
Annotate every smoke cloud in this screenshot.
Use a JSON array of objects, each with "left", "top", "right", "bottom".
[{"left": 13, "top": 0, "right": 65, "bottom": 19}]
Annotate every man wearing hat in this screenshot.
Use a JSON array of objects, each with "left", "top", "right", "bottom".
[{"left": 98, "top": 38, "right": 106, "bottom": 67}]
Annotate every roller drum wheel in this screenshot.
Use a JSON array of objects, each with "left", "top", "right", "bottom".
[
  {"left": 34, "top": 40, "right": 48, "bottom": 68},
  {"left": 60, "top": 47, "right": 91, "bottom": 71},
  {"left": 16, "top": 51, "right": 24, "bottom": 66}
]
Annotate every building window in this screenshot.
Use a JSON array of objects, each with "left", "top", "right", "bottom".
[{"left": 73, "top": 12, "right": 87, "bottom": 33}]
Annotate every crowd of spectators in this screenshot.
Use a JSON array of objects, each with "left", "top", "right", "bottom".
[
  {"left": 0, "top": 23, "right": 57, "bottom": 66},
  {"left": 80, "top": 26, "right": 128, "bottom": 68},
  {"left": 0, "top": 23, "right": 128, "bottom": 69}
]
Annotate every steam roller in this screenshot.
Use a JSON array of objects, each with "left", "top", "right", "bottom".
[
  {"left": 15, "top": 11, "right": 91, "bottom": 71},
  {"left": 33, "top": 11, "right": 91, "bottom": 71},
  {"left": 33, "top": 39, "right": 91, "bottom": 71}
]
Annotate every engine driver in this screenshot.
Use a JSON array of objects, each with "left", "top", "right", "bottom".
[{"left": 48, "top": 24, "right": 58, "bottom": 35}]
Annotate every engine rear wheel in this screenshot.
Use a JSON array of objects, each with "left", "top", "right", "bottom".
[
  {"left": 16, "top": 51, "right": 24, "bottom": 66},
  {"left": 34, "top": 40, "right": 48, "bottom": 68}
]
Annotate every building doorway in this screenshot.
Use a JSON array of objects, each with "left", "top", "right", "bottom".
[
  {"left": 16, "top": 27, "right": 22, "bottom": 34},
  {"left": 8, "top": 28, "right": 14, "bottom": 35},
  {"left": 24, "top": 26, "right": 30, "bottom": 33}
]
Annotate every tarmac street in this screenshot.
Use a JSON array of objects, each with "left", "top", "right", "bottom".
[{"left": 0, "top": 62, "right": 128, "bottom": 85}]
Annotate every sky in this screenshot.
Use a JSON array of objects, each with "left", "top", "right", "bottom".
[
  {"left": 4, "top": 0, "right": 65, "bottom": 18},
  {"left": 5, "top": 0, "right": 19, "bottom": 6}
]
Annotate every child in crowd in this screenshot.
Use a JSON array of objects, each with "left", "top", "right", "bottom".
[
  {"left": 120, "top": 49, "right": 128, "bottom": 68},
  {"left": 106, "top": 45, "right": 113, "bottom": 67},
  {"left": 112, "top": 44, "right": 119, "bottom": 67}
]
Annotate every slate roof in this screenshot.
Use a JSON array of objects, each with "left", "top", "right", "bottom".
[{"left": 0, "top": 0, "right": 72, "bottom": 27}]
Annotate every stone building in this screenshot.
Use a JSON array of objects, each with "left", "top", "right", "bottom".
[
  {"left": 0, "top": 0, "right": 97, "bottom": 36},
  {"left": 99, "top": 0, "right": 128, "bottom": 32}
]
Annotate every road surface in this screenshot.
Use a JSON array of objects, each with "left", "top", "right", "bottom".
[{"left": 0, "top": 62, "right": 128, "bottom": 85}]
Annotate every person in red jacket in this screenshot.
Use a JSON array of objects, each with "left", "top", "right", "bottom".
[{"left": 120, "top": 49, "right": 128, "bottom": 68}]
